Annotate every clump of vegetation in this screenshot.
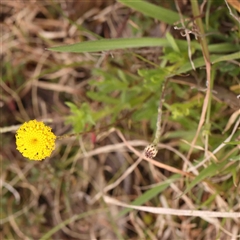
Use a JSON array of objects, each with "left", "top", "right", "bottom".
[{"left": 1, "top": 0, "right": 239, "bottom": 239}]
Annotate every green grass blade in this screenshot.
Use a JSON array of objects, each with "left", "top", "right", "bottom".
[
  {"left": 48, "top": 38, "right": 177, "bottom": 53},
  {"left": 166, "top": 32, "right": 180, "bottom": 52},
  {"left": 48, "top": 37, "right": 238, "bottom": 53},
  {"left": 212, "top": 52, "right": 240, "bottom": 63},
  {"left": 208, "top": 43, "right": 239, "bottom": 53},
  {"left": 182, "top": 160, "right": 227, "bottom": 196},
  {"left": 176, "top": 52, "right": 240, "bottom": 75},
  {"left": 118, "top": 0, "right": 180, "bottom": 25},
  {"left": 118, "top": 175, "right": 179, "bottom": 217}
]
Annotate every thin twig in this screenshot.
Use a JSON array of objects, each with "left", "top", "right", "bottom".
[
  {"left": 200, "top": 0, "right": 208, "bottom": 15},
  {"left": 175, "top": 0, "right": 195, "bottom": 70},
  {"left": 224, "top": 0, "right": 240, "bottom": 24},
  {"left": 104, "top": 196, "right": 240, "bottom": 219},
  {"left": 116, "top": 129, "right": 194, "bottom": 178},
  {"left": 0, "top": 179, "right": 20, "bottom": 204}
]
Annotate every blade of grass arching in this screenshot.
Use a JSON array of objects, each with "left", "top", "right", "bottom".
[
  {"left": 200, "top": 192, "right": 218, "bottom": 208},
  {"left": 117, "top": 175, "right": 180, "bottom": 217},
  {"left": 182, "top": 159, "right": 228, "bottom": 196},
  {"left": 212, "top": 51, "right": 240, "bottom": 63},
  {"left": 175, "top": 52, "right": 240, "bottom": 75},
  {"left": 208, "top": 43, "right": 239, "bottom": 53},
  {"left": 118, "top": 0, "right": 181, "bottom": 25},
  {"left": 174, "top": 56, "right": 205, "bottom": 75},
  {"left": 230, "top": 155, "right": 240, "bottom": 161}
]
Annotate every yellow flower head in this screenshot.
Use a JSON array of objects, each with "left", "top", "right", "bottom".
[{"left": 16, "top": 120, "right": 56, "bottom": 161}]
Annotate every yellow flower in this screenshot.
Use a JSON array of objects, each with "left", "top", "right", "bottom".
[{"left": 16, "top": 120, "right": 56, "bottom": 161}]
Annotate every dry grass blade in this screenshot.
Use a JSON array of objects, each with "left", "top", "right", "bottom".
[{"left": 104, "top": 196, "right": 240, "bottom": 219}]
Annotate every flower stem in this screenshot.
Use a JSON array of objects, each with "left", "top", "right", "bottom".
[
  {"left": 56, "top": 133, "right": 79, "bottom": 140},
  {"left": 152, "top": 78, "right": 169, "bottom": 146},
  {"left": 188, "top": 0, "right": 212, "bottom": 159},
  {"left": 190, "top": 0, "right": 210, "bottom": 62},
  {"left": 144, "top": 78, "right": 169, "bottom": 158}
]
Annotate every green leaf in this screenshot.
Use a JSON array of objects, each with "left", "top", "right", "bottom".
[
  {"left": 166, "top": 32, "right": 180, "bottom": 52},
  {"left": 212, "top": 52, "right": 240, "bottom": 63},
  {"left": 48, "top": 38, "right": 186, "bottom": 53},
  {"left": 48, "top": 37, "right": 238, "bottom": 54},
  {"left": 230, "top": 155, "right": 240, "bottom": 161},
  {"left": 176, "top": 52, "right": 240, "bottom": 75},
  {"left": 182, "top": 160, "right": 227, "bottom": 196},
  {"left": 65, "top": 102, "right": 95, "bottom": 133},
  {"left": 208, "top": 43, "right": 239, "bottom": 53},
  {"left": 232, "top": 168, "right": 237, "bottom": 186},
  {"left": 132, "top": 98, "right": 158, "bottom": 121},
  {"left": 118, "top": 0, "right": 180, "bottom": 25},
  {"left": 224, "top": 141, "right": 240, "bottom": 145}
]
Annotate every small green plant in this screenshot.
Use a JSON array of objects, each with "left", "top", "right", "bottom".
[{"left": 65, "top": 102, "right": 95, "bottom": 133}]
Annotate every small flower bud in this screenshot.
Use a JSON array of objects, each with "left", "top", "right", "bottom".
[{"left": 144, "top": 144, "right": 158, "bottom": 158}]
